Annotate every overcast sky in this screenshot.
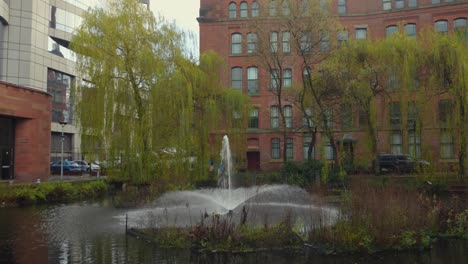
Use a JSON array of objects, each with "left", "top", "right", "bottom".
[{"left": 150, "top": 0, "right": 200, "bottom": 57}]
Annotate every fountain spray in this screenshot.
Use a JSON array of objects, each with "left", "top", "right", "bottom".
[{"left": 219, "top": 135, "right": 233, "bottom": 200}]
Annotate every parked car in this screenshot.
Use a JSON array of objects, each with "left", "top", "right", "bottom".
[
  {"left": 73, "top": 160, "right": 89, "bottom": 172},
  {"left": 89, "top": 161, "right": 101, "bottom": 172},
  {"left": 378, "top": 154, "right": 430, "bottom": 174},
  {"left": 50, "top": 161, "right": 82, "bottom": 172}
]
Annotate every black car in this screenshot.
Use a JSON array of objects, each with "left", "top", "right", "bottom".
[{"left": 378, "top": 154, "right": 429, "bottom": 174}]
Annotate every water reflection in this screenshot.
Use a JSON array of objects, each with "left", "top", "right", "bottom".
[{"left": 0, "top": 202, "right": 467, "bottom": 263}]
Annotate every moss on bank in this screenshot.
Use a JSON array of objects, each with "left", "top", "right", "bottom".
[{"left": 0, "top": 180, "right": 108, "bottom": 206}]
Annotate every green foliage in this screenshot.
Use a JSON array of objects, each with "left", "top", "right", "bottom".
[
  {"left": 13, "top": 181, "right": 108, "bottom": 205},
  {"left": 281, "top": 160, "right": 323, "bottom": 187},
  {"left": 446, "top": 210, "right": 468, "bottom": 238},
  {"left": 72, "top": 0, "right": 250, "bottom": 185}
]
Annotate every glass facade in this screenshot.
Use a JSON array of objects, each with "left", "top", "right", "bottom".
[
  {"left": 47, "top": 69, "right": 74, "bottom": 124},
  {"left": 50, "top": 6, "right": 83, "bottom": 33},
  {"left": 48, "top": 37, "right": 76, "bottom": 61}
]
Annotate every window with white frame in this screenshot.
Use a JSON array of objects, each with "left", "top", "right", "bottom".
[
  {"left": 284, "top": 105, "right": 293, "bottom": 128},
  {"left": 247, "top": 67, "right": 258, "bottom": 95},
  {"left": 229, "top": 2, "right": 237, "bottom": 18},
  {"left": 231, "top": 33, "right": 242, "bottom": 55},
  {"left": 322, "top": 135, "right": 334, "bottom": 160},
  {"left": 389, "top": 102, "right": 401, "bottom": 129},
  {"left": 271, "top": 106, "right": 279, "bottom": 128},
  {"left": 302, "top": 107, "right": 314, "bottom": 127},
  {"left": 320, "top": 31, "right": 330, "bottom": 52},
  {"left": 231, "top": 67, "right": 242, "bottom": 90},
  {"left": 409, "top": 131, "right": 421, "bottom": 158}
]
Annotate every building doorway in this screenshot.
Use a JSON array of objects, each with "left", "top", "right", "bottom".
[
  {"left": 247, "top": 151, "right": 260, "bottom": 172},
  {"left": 0, "top": 117, "right": 14, "bottom": 180}
]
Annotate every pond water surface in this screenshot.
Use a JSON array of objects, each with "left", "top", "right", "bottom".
[{"left": 0, "top": 200, "right": 466, "bottom": 264}]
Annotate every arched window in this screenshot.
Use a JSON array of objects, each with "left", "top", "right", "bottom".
[
  {"left": 386, "top": 25, "right": 398, "bottom": 37},
  {"left": 338, "top": 0, "right": 346, "bottom": 15},
  {"left": 252, "top": 1, "right": 259, "bottom": 17},
  {"left": 434, "top": 20, "right": 448, "bottom": 34},
  {"left": 231, "top": 33, "right": 242, "bottom": 55},
  {"left": 228, "top": 2, "right": 237, "bottom": 18},
  {"left": 269, "top": 0, "right": 277, "bottom": 16},
  {"left": 281, "top": 0, "right": 290, "bottom": 16},
  {"left": 240, "top": 2, "right": 248, "bottom": 18},
  {"left": 404, "top": 23, "right": 417, "bottom": 38},
  {"left": 454, "top": 18, "right": 467, "bottom": 41}
]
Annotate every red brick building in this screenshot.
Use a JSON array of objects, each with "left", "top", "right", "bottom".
[
  {"left": 199, "top": 0, "right": 467, "bottom": 172},
  {"left": 0, "top": 82, "right": 51, "bottom": 182}
]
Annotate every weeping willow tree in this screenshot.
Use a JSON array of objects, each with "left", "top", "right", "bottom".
[
  {"left": 71, "top": 0, "right": 249, "bottom": 184},
  {"left": 420, "top": 31, "right": 467, "bottom": 178}
]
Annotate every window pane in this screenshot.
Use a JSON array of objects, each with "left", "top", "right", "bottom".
[
  {"left": 270, "top": 0, "right": 277, "bottom": 16},
  {"left": 282, "top": 0, "right": 290, "bottom": 16},
  {"left": 300, "top": 31, "right": 312, "bottom": 53},
  {"left": 386, "top": 25, "right": 398, "bottom": 37},
  {"left": 454, "top": 18, "right": 467, "bottom": 41},
  {"left": 271, "top": 106, "right": 279, "bottom": 128},
  {"left": 408, "top": 0, "right": 418, "bottom": 7},
  {"left": 47, "top": 69, "right": 74, "bottom": 123},
  {"left": 240, "top": 2, "right": 248, "bottom": 18},
  {"left": 270, "top": 32, "right": 278, "bottom": 53},
  {"left": 248, "top": 108, "right": 259, "bottom": 128},
  {"left": 435, "top": 20, "right": 448, "bottom": 34},
  {"left": 270, "top": 69, "right": 279, "bottom": 90},
  {"left": 283, "top": 69, "right": 292, "bottom": 88},
  {"left": 271, "top": 138, "right": 280, "bottom": 159},
  {"left": 383, "top": 0, "right": 391, "bottom": 10},
  {"left": 404, "top": 24, "right": 417, "bottom": 37},
  {"left": 390, "top": 102, "right": 401, "bottom": 129},
  {"left": 231, "top": 33, "right": 242, "bottom": 54},
  {"left": 391, "top": 131, "right": 403, "bottom": 155},
  {"left": 338, "top": 30, "right": 348, "bottom": 47},
  {"left": 355, "top": 28, "right": 367, "bottom": 40},
  {"left": 440, "top": 130, "right": 454, "bottom": 159},
  {"left": 231, "top": 67, "right": 242, "bottom": 90},
  {"left": 282, "top": 31, "right": 290, "bottom": 53},
  {"left": 338, "top": 0, "right": 346, "bottom": 15},
  {"left": 285, "top": 106, "right": 293, "bottom": 128},
  {"left": 395, "top": 0, "right": 404, "bottom": 9},
  {"left": 252, "top": 1, "right": 259, "bottom": 17},
  {"left": 229, "top": 2, "right": 236, "bottom": 18},
  {"left": 286, "top": 138, "right": 293, "bottom": 160},
  {"left": 247, "top": 33, "right": 258, "bottom": 54},
  {"left": 247, "top": 67, "right": 258, "bottom": 95},
  {"left": 303, "top": 134, "right": 314, "bottom": 160}
]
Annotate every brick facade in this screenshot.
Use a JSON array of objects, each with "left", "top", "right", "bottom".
[
  {"left": 200, "top": 0, "right": 467, "bottom": 172},
  {"left": 0, "top": 82, "right": 51, "bottom": 182}
]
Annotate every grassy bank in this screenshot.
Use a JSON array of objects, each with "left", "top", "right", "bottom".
[{"left": 0, "top": 180, "right": 108, "bottom": 206}]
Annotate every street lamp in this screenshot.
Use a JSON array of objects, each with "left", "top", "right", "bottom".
[{"left": 59, "top": 118, "right": 67, "bottom": 180}]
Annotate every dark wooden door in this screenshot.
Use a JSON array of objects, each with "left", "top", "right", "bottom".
[{"left": 247, "top": 151, "right": 260, "bottom": 172}]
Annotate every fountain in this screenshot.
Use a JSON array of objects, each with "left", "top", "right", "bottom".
[{"left": 125, "top": 135, "right": 338, "bottom": 229}]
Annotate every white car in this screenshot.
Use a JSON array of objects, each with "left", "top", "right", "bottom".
[{"left": 89, "top": 162, "right": 101, "bottom": 172}]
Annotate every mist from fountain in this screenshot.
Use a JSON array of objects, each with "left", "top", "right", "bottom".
[{"left": 218, "top": 135, "right": 232, "bottom": 198}]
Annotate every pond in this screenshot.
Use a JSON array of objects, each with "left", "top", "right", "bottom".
[{"left": 0, "top": 200, "right": 467, "bottom": 264}]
